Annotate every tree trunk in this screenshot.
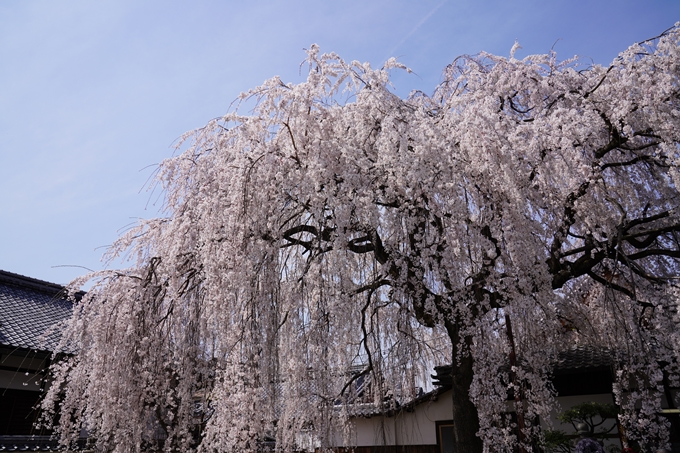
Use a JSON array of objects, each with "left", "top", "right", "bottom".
[{"left": 448, "top": 327, "right": 484, "bottom": 453}]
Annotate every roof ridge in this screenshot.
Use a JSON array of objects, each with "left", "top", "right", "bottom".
[{"left": 0, "top": 269, "right": 69, "bottom": 298}]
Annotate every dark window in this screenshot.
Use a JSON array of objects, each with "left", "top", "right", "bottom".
[
  {"left": 552, "top": 368, "right": 613, "bottom": 396},
  {"left": 0, "top": 389, "right": 44, "bottom": 435},
  {"left": 436, "top": 420, "right": 455, "bottom": 453}
]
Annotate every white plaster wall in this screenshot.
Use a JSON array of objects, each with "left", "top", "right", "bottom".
[
  {"left": 350, "top": 392, "right": 453, "bottom": 446},
  {"left": 341, "top": 390, "right": 622, "bottom": 450}
]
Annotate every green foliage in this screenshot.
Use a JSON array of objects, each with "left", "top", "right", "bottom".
[
  {"left": 558, "top": 402, "right": 619, "bottom": 437},
  {"left": 559, "top": 402, "right": 619, "bottom": 425},
  {"left": 542, "top": 429, "right": 572, "bottom": 453},
  {"left": 543, "top": 402, "right": 620, "bottom": 452}
]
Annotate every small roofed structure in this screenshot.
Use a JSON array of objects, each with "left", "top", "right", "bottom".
[
  {"left": 333, "top": 345, "right": 680, "bottom": 453},
  {"left": 335, "top": 347, "right": 648, "bottom": 453},
  {"left": 0, "top": 270, "right": 75, "bottom": 450}
]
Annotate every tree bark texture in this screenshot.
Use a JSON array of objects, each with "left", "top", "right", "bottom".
[
  {"left": 450, "top": 352, "right": 483, "bottom": 453},
  {"left": 446, "top": 322, "right": 484, "bottom": 453}
]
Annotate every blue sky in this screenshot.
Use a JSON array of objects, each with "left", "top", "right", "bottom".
[{"left": 1, "top": 0, "right": 678, "bottom": 285}]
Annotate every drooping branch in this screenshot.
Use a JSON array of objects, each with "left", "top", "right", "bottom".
[
  {"left": 551, "top": 206, "right": 680, "bottom": 295},
  {"left": 41, "top": 27, "right": 680, "bottom": 453}
]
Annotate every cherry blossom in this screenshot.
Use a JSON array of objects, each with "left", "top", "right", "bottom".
[{"left": 42, "top": 27, "right": 680, "bottom": 453}]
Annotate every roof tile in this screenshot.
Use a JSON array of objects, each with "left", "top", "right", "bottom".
[{"left": 0, "top": 270, "right": 74, "bottom": 352}]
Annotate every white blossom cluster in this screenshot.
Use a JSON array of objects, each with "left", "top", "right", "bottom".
[{"left": 42, "top": 27, "right": 680, "bottom": 452}]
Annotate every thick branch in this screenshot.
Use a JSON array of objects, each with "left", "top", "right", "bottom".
[{"left": 600, "top": 153, "right": 663, "bottom": 171}]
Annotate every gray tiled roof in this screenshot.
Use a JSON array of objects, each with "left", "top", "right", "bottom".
[
  {"left": 344, "top": 345, "right": 617, "bottom": 419},
  {"left": 553, "top": 345, "right": 613, "bottom": 372},
  {"left": 0, "top": 270, "right": 74, "bottom": 352},
  {"left": 432, "top": 345, "right": 613, "bottom": 386}
]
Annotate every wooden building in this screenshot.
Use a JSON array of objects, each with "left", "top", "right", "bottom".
[{"left": 0, "top": 270, "right": 74, "bottom": 450}]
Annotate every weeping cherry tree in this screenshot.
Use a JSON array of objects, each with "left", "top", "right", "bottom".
[{"left": 43, "top": 26, "right": 680, "bottom": 453}]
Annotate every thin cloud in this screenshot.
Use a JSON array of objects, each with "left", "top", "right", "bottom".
[{"left": 385, "top": 0, "right": 447, "bottom": 60}]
